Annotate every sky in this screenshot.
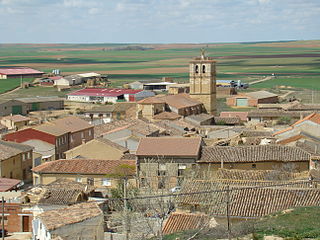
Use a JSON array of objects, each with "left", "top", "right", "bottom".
[{"left": 0, "top": 0, "right": 319, "bottom": 43}]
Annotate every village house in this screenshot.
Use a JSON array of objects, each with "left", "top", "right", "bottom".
[
  {"left": 0, "top": 97, "right": 64, "bottom": 117},
  {"left": 220, "top": 111, "right": 248, "bottom": 122},
  {"left": 177, "top": 179, "right": 320, "bottom": 220},
  {"left": 64, "top": 138, "right": 129, "bottom": 160},
  {"left": 168, "top": 83, "right": 190, "bottom": 95},
  {"left": 32, "top": 202, "right": 104, "bottom": 240},
  {"left": 135, "top": 137, "right": 202, "bottom": 189},
  {"left": 136, "top": 94, "right": 205, "bottom": 120},
  {"left": 273, "top": 112, "right": 320, "bottom": 145},
  {"left": 84, "top": 102, "right": 136, "bottom": 124},
  {"left": 247, "top": 109, "right": 312, "bottom": 123},
  {"left": 0, "top": 177, "right": 22, "bottom": 192},
  {"left": 0, "top": 114, "right": 30, "bottom": 130},
  {"left": 97, "top": 119, "right": 166, "bottom": 153},
  {"left": 31, "top": 158, "right": 136, "bottom": 190},
  {"left": 0, "top": 140, "right": 33, "bottom": 181},
  {"left": 21, "top": 139, "right": 55, "bottom": 167},
  {"left": 22, "top": 178, "right": 96, "bottom": 219},
  {"left": 227, "top": 90, "right": 278, "bottom": 107},
  {"left": 0, "top": 201, "right": 33, "bottom": 233},
  {"left": 67, "top": 88, "right": 155, "bottom": 103},
  {"left": 4, "top": 116, "right": 93, "bottom": 159},
  {"left": 197, "top": 145, "right": 312, "bottom": 172}
]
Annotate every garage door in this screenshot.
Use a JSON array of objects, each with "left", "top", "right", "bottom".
[
  {"left": 12, "top": 105, "right": 23, "bottom": 114},
  {"left": 236, "top": 98, "right": 248, "bottom": 107}
]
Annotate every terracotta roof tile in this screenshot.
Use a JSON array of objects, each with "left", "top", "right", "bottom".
[
  {"left": 138, "top": 97, "right": 166, "bottom": 104},
  {"left": 136, "top": 137, "right": 202, "bottom": 157},
  {"left": 39, "top": 202, "right": 102, "bottom": 230},
  {"left": 153, "top": 112, "right": 181, "bottom": 120},
  {"left": 163, "top": 212, "right": 209, "bottom": 235},
  {"left": 0, "top": 177, "right": 21, "bottom": 192},
  {"left": 32, "top": 159, "right": 136, "bottom": 175},
  {"left": 159, "top": 94, "right": 203, "bottom": 109},
  {"left": 220, "top": 112, "right": 248, "bottom": 121},
  {"left": 34, "top": 116, "right": 92, "bottom": 136},
  {"left": 0, "top": 140, "right": 33, "bottom": 161},
  {"left": 198, "top": 145, "right": 311, "bottom": 163},
  {"left": 2, "top": 114, "right": 30, "bottom": 122},
  {"left": 178, "top": 180, "right": 320, "bottom": 218}
]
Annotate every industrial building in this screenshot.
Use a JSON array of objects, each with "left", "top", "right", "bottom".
[
  {"left": 0, "top": 67, "right": 44, "bottom": 79},
  {"left": 67, "top": 88, "right": 155, "bottom": 103}
]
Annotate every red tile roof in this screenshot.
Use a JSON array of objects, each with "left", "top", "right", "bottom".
[
  {"left": 68, "top": 88, "right": 142, "bottom": 97},
  {"left": 162, "top": 212, "right": 209, "bottom": 235},
  {"left": 0, "top": 177, "right": 21, "bottom": 192},
  {"left": 2, "top": 114, "right": 30, "bottom": 122},
  {"left": 32, "top": 159, "right": 136, "bottom": 175},
  {"left": 220, "top": 112, "right": 248, "bottom": 121},
  {"left": 0, "top": 67, "right": 43, "bottom": 75},
  {"left": 136, "top": 137, "right": 202, "bottom": 157}
]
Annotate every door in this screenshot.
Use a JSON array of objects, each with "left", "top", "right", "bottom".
[
  {"left": 12, "top": 105, "right": 22, "bottom": 114},
  {"left": 31, "top": 103, "right": 39, "bottom": 111},
  {"left": 22, "top": 216, "right": 29, "bottom": 232},
  {"left": 236, "top": 98, "right": 248, "bottom": 107}
]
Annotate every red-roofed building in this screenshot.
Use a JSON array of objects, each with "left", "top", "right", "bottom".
[
  {"left": 67, "top": 88, "right": 155, "bottom": 103},
  {"left": 0, "top": 67, "right": 44, "bottom": 79}
]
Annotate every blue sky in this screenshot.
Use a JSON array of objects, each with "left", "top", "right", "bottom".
[{"left": 0, "top": 0, "right": 319, "bottom": 43}]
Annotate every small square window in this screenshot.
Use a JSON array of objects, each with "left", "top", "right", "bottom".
[
  {"left": 252, "top": 164, "right": 256, "bottom": 169},
  {"left": 102, "top": 178, "right": 111, "bottom": 186},
  {"left": 76, "top": 177, "right": 82, "bottom": 183}
]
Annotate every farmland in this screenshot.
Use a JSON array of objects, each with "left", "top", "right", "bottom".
[{"left": 0, "top": 40, "right": 320, "bottom": 94}]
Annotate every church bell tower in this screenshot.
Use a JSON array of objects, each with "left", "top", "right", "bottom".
[{"left": 189, "top": 49, "right": 217, "bottom": 115}]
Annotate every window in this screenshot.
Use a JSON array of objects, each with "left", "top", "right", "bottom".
[
  {"left": 252, "top": 164, "right": 256, "bottom": 169},
  {"left": 81, "top": 132, "right": 84, "bottom": 138},
  {"left": 195, "top": 65, "right": 199, "bottom": 73},
  {"left": 202, "top": 65, "right": 206, "bottom": 73},
  {"left": 70, "top": 135, "right": 74, "bottom": 142},
  {"left": 76, "top": 177, "right": 82, "bottom": 183},
  {"left": 27, "top": 152, "right": 31, "bottom": 159},
  {"left": 178, "top": 164, "right": 186, "bottom": 177},
  {"left": 158, "top": 163, "right": 166, "bottom": 176},
  {"left": 0, "top": 216, "right": 8, "bottom": 225},
  {"left": 102, "top": 178, "right": 111, "bottom": 186},
  {"left": 87, "top": 178, "right": 94, "bottom": 185},
  {"left": 22, "top": 154, "right": 26, "bottom": 161}
]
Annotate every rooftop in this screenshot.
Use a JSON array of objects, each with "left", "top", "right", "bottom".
[
  {"left": 153, "top": 111, "right": 181, "bottom": 120},
  {"left": 178, "top": 181, "right": 320, "bottom": 218},
  {"left": 0, "top": 67, "right": 44, "bottom": 75},
  {"left": 34, "top": 116, "right": 92, "bottom": 136},
  {"left": 68, "top": 88, "right": 142, "bottom": 97},
  {"left": 245, "top": 90, "right": 278, "bottom": 99},
  {"left": 159, "top": 94, "right": 203, "bottom": 109},
  {"left": 198, "top": 145, "right": 312, "bottom": 163},
  {"left": 0, "top": 177, "right": 21, "bottom": 192},
  {"left": 16, "top": 96, "right": 63, "bottom": 103},
  {"left": 1, "top": 114, "right": 30, "bottom": 122},
  {"left": 0, "top": 140, "right": 33, "bottom": 161},
  {"left": 220, "top": 112, "right": 248, "bottom": 121},
  {"left": 162, "top": 212, "right": 209, "bottom": 235},
  {"left": 136, "top": 137, "right": 202, "bottom": 157},
  {"left": 32, "top": 159, "right": 136, "bottom": 175},
  {"left": 38, "top": 202, "right": 102, "bottom": 230}
]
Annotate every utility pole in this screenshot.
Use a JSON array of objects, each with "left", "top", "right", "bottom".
[
  {"left": 226, "top": 186, "right": 231, "bottom": 240},
  {"left": 123, "top": 177, "right": 129, "bottom": 240},
  {"left": 2, "top": 196, "right": 4, "bottom": 240}
]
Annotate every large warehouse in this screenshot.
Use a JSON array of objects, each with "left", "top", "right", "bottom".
[
  {"left": 67, "top": 88, "right": 155, "bottom": 103},
  {"left": 0, "top": 67, "right": 44, "bottom": 79},
  {"left": 226, "top": 90, "right": 278, "bottom": 107}
]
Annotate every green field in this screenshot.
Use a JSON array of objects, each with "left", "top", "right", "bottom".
[{"left": 0, "top": 40, "right": 320, "bottom": 94}]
